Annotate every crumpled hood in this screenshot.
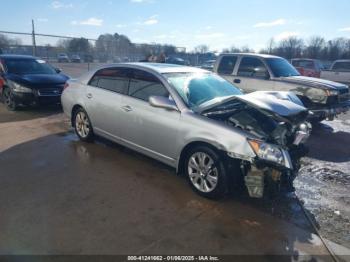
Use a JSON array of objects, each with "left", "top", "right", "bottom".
[
  {"left": 278, "top": 76, "right": 348, "bottom": 90},
  {"left": 236, "top": 91, "right": 307, "bottom": 117},
  {"left": 198, "top": 91, "right": 307, "bottom": 118}
]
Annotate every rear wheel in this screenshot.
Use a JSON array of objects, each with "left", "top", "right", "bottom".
[
  {"left": 3, "top": 87, "right": 18, "bottom": 111},
  {"left": 185, "top": 146, "right": 229, "bottom": 199},
  {"left": 74, "top": 108, "right": 94, "bottom": 142}
]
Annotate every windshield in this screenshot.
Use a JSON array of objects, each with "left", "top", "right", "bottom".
[
  {"left": 266, "top": 58, "right": 300, "bottom": 77},
  {"left": 4, "top": 59, "right": 57, "bottom": 75},
  {"left": 165, "top": 72, "right": 242, "bottom": 109}
]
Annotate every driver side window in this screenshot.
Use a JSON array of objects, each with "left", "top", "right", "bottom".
[
  {"left": 128, "top": 69, "right": 169, "bottom": 102},
  {"left": 238, "top": 57, "right": 269, "bottom": 79}
]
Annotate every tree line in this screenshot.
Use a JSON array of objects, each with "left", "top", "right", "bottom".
[
  {"left": 1, "top": 32, "right": 350, "bottom": 62},
  {"left": 57, "top": 33, "right": 179, "bottom": 61},
  {"left": 260, "top": 36, "right": 350, "bottom": 61}
]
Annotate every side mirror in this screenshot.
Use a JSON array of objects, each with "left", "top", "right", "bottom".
[
  {"left": 149, "top": 96, "right": 178, "bottom": 111},
  {"left": 253, "top": 68, "right": 270, "bottom": 80},
  {"left": 54, "top": 67, "right": 62, "bottom": 74}
]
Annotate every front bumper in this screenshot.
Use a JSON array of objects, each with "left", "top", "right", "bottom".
[
  {"left": 12, "top": 88, "right": 62, "bottom": 105},
  {"left": 243, "top": 144, "right": 308, "bottom": 198},
  {"left": 309, "top": 100, "right": 350, "bottom": 120}
]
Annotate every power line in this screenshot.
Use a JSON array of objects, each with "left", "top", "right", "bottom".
[{"left": 0, "top": 30, "right": 97, "bottom": 41}]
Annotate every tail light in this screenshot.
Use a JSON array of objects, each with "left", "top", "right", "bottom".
[
  {"left": 0, "top": 77, "right": 4, "bottom": 89},
  {"left": 63, "top": 82, "right": 69, "bottom": 90}
]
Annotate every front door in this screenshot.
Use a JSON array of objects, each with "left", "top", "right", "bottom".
[
  {"left": 119, "top": 69, "right": 181, "bottom": 164},
  {"left": 235, "top": 56, "right": 275, "bottom": 93}
]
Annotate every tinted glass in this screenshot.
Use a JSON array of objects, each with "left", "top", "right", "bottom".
[
  {"left": 89, "top": 68, "right": 129, "bottom": 94},
  {"left": 266, "top": 58, "right": 300, "bottom": 77},
  {"left": 4, "top": 59, "right": 57, "bottom": 75},
  {"left": 333, "top": 62, "right": 350, "bottom": 71},
  {"left": 238, "top": 57, "right": 269, "bottom": 78},
  {"left": 165, "top": 73, "right": 242, "bottom": 109},
  {"left": 217, "top": 56, "right": 237, "bottom": 74},
  {"left": 128, "top": 69, "right": 169, "bottom": 101}
]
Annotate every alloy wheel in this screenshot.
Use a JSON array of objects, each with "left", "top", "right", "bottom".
[
  {"left": 3, "top": 88, "right": 16, "bottom": 110},
  {"left": 75, "top": 111, "right": 91, "bottom": 138},
  {"left": 188, "top": 152, "right": 219, "bottom": 193}
]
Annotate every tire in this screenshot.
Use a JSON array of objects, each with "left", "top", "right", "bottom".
[
  {"left": 73, "top": 108, "right": 94, "bottom": 142},
  {"left": 2, "top": 87, "right": 18, "bottom": 111},
  {"left": 184, "top": 145, "right": 229, "bottom": 199}
]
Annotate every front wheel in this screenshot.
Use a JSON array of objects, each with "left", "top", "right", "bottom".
[
  {"left": 185, "top": 146, "right": 229, "bottom": 199},
  {"left": 3, "top": 87, "right": 18, "bottom": 111},
  {"left": 74, "top": 108, "right": 94, "bottom": 142}
]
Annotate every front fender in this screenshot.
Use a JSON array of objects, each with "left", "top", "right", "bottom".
[{"left": 176, "top": 113, "right": 257, "bottom": 170}]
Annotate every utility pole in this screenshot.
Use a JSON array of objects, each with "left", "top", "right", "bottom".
[{"left": 31, "top": 19, "right": 36, "bottom": 56}]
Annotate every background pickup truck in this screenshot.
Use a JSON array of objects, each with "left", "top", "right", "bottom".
[
  {"left": 214, "top": 53, "right": 350, "bottom": 122},
  {"left": 291, "top": 58, "right": 324, "bottom": 78},
  {"left": 321, "top": 60, "right": 350, "bottom": 86}
]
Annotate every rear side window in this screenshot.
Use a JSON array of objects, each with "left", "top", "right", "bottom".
[
  {"left": 89, "top": 68, "right": 129, "bottom": 94},
  {"left": 238, "top": 57, "right": 269, "bottom": 78},
  {"left": 217, "top": 56, "right": 237, "bottom": 75},
  {"left": 333, "top": 62, "right": 350, "bottom": 71},
  {"left": 128, "top": 69, "right": 169, "bottom": 101}
]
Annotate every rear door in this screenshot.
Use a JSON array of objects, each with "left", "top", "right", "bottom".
[
  {"left": 235, "top": 56, "right": 274, "bottom": 93},
  {"left": 119, "top": 69, "right": 181, "bottom": 164},
  {"left": 85, "top": 67, "right": 129, "bottom": 139}
]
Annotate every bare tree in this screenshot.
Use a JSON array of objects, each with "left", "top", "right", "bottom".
[
  {"left": 305, "top": 36, "right": 325, "bottom": 58},
  {"left": 266, "top": 38, "right": 275, "bottom": 54},
  {"left": 194, "top": 45, "right": 209, "bottom": 54},
  {"left": 276, "top": 37, "right": 304, "bottom": 59}
]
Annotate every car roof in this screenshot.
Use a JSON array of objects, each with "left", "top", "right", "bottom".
[
  {"left": 104, "top": 62, "right": 208, "bottom": 74},
  {"left": 292, "top": 58, "right": 318, "bottom": 61},
  {"left": 0, "top": 54, "right": 36, "bottom": 60},
  {"left": 219, "top": 53, "right": 281, "bottom": 59}
]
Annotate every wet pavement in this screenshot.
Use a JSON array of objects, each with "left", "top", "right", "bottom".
[
  {"left": 295, "top": 114, "right": 350, "bottom": 250},
  {"left": 0, "top": 104, "right": 349, "bottom": 261}
]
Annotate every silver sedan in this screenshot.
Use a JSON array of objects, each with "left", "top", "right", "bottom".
[{"left": 61, "top": 63, "right": 310, "bottom": 199}]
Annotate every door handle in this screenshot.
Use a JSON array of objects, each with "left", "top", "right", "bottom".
[
  {"left": 86, "top": 93, "right": 93, "bottom": 99},
  {"left": 121, "top": 105, "right": 133, "bottom": 112},
  {"left": 234, "top": 79, "right": 241, "bottom": 84}
]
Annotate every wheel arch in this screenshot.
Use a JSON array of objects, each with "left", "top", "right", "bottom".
[{"left": 177, "top": 141, "right": 225, "bottom": 175}]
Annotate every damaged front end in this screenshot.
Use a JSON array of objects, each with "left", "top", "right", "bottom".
[{"left": 201, "top": 93, "right": 311, "bottom": 198}]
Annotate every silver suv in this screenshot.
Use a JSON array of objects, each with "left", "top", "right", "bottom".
[{"left": 61, "top": 63, "right": 310, "bottom": 199}]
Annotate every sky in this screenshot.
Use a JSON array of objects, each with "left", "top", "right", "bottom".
[{"left": 1, "top": 0, "right": 350, "bottom": 52}]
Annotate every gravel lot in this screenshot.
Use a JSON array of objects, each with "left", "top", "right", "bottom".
[{"left": 0, "top": 63, "right": 349, "bottom": 260}]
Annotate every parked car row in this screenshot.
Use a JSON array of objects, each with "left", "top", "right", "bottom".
[
  {"left": 57, "top": 53, "right": 95, "bottom": 63},
  {"left": 0, "top": 54, "right": 349, "bottom": 200}
]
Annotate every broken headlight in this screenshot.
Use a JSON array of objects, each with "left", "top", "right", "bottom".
[{"left": 248, "top": 139, "right": 288, "bottom": 167}]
